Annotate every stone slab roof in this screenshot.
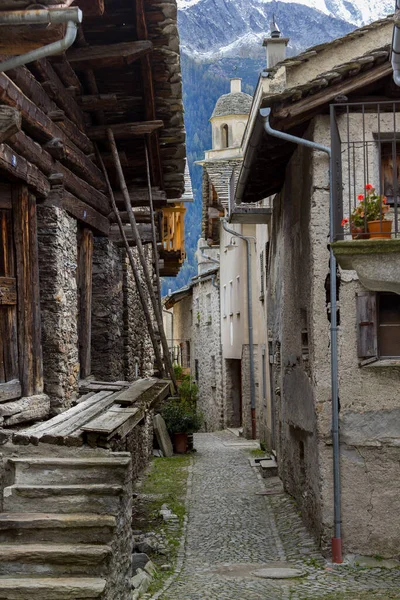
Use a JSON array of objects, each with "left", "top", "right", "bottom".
[{"left": 211, "top": 92, "right": 253, "bottom": 119}]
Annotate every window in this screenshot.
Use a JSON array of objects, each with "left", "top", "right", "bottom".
[
  {"left": 206, "top": 293, "right": 212, "bottom": 324},
  {"left": 221, "top": 124, "right": 229, "bottom": 149},
  {"left": 259, "top": 251, "right": 265, "bottom": 302},
  {"left": 229, "top": 281, "right": 233, "bottom": 316},
  {"left": 223, "top": 285, "right": 227, "bottom": 318},
  {"left": 356, "top": 291, "right": 400, "bottom": 363},
  {"left": 236, "top": 276, "right": 240, "bottom": 315},
  {"left": 381, "top": 142, "right": 400, "bottom": 207}
]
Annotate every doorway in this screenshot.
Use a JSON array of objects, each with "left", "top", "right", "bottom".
[{"left": 225, "top": 358, "right": 242, "bottom": 427}]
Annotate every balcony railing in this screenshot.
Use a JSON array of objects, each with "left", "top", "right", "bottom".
[
  {"left": 162, "top": 205, "right": 186, "bottom": 262},
  {"left": 331, "top": 101, "right": 400, "bottom": 241}
]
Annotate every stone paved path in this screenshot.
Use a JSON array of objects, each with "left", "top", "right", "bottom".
[{"left": 159, "top": 432, "right": 400, "bottom": 600}]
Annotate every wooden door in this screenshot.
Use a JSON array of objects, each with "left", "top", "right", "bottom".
[{"left": 0, "top": 184, "right": 21, "bottom": 401}]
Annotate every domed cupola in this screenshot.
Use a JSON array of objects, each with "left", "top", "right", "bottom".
[{"left": 209, "top": 78, "right": 252, "bottom": 154}]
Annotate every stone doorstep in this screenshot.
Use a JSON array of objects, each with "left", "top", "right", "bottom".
[
  {"left": 0, "top": 577, "right": 106, "bottom": 599},
  {"left": 248, "top": 455, "right": 271, "bottom": 468}
]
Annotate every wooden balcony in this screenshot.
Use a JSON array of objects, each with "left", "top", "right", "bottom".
[{"left": 160, "top": 205, "right": 186, "bottom": 276}]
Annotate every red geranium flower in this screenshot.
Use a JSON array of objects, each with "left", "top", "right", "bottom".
[
  {"left": 358, "top": 194, "right": 364, "bottom": 201},
  {"left": 365, "top": 184, "right": 374, "bottom": 191},
  {"left": 341, "top": 218, "right": 349, "bottom": 226}
]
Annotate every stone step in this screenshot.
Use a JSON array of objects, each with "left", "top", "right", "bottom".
[
  {"left": 259, "top": 459, "right": 279, "bottom": 479},
  {"left": 0, "top": 577, "right": 106, "bottom": 599},
  {"left": 9, "top": 456, "right": 131, "bottom": 486},
  {"left": 3, "top": 484, "right": 123, "bottom": 515},
  {"left": 0, "top": 513, "right": 116, "bottom": 544},
  {"left": 0, "top": 543, "right": 111, "bottom": 577}
]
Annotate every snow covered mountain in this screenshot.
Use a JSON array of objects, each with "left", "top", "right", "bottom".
[{"left": 177, "top": 0, "right": 393, "bottom": 60}]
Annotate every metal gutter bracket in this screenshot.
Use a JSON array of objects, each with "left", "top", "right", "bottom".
[{"left": 0, "top": 7, "right": 83, "bottom": 73}]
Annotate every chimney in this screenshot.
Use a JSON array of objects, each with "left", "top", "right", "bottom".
[
  {"left": 230, "top": 78, "right": 242, "bottom": 93},
  {"left": 263, "top": 15, "right": 289, "bottom": 69}
]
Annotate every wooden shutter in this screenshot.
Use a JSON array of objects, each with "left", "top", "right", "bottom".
[{"left": 356, "top": 291, "right": 378, "bottom": 363}]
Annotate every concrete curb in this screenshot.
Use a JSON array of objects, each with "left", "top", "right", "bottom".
[{"left": 149, "top": 455, "right": 194, "bottom": 600}]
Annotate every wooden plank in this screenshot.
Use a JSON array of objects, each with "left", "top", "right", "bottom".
[
  {"left": 21, "top": 390, "right": 113, "bottom": 436},
  {"left": 44, "top": 189, "right": 110, "bottom": 235},
  {"left": 41, "top": 391, "right": 120, "bottom": 443},
  {"left": 13, "top": 186, "right": 43, "bottom": 396},
  {"left": 81, "top": 406, "right": 140, "bottom": 434},
  {"left": 114, "top": 378, "right": 158, "bottom": 405},
  {"left": 9, "top": 130, "right": 109, "bottom": 214},
  {"left": 0, "top": 107, "right": 21, "bottom": 144},
  {"left": 272, "top": 62, "right": 393, "bottom": 129},
  {"left": 77, "top": 94, "right": 118, "bottom": 112},
  {"left": 0, "top": 379, "right": 21, "bottom": 402},
  {"left": 7, "top": 66, "right": 92, "bottom": 155},
  {"left": 0, "top": 71, "right": 105, "bottom": 189},
  {"left": 78, "top": 228, "right": 93, "bottom": 379},
  {"left": 0, "top": 144, "right": 49, "bottom": 198},
  {"left": 79, "top": 383, "right": 125, "bottom": 392},
  {"left": 71, "top": 0, "right": 104, "bottom": 16},
  {"left": 67, "top": 41, "right": 153, "bottom": 70},
  {"left": 30, "top": 59, "right": 86, "bottom": 131},
  {"left": 0, "top": 277, "right": 16, "bottom": 305},
  {"left": 87, "top": 120, "right": 163, "bottom": 141}
]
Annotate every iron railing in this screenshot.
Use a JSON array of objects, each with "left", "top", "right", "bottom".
[{"left": 331, "top": 101, "right": 400, "bottom": 241}]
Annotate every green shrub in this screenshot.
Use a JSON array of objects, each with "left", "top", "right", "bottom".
[{"left": 162, "top": 398, "right": 203, "bottom": 434}]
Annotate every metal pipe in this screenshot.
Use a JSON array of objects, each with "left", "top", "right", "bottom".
[
  {"left": 392, "top": 2, "right": 400, "bottom": 86},
  {"left": 0, "top": 8, "right": 82, "bottom": 73},
  {"left": 211, "top": 274, "right": 219, "bottom": 289},
  {"left": 163, "top": 308, "right": 174, "bottom": 363},
  {"left": 221, "top": 218, "right": 257, "bottom": 440},
  {"left": 259, "top": 107, "right": 343, "bottom": 563},
  {"left": 199, "top": 249, "right": 220, "bottom": 265}
]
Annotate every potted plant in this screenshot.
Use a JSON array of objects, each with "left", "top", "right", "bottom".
[
  {"left": 161, "top": 397, "right": 203, "bottom": 454},
  {"left": 342, "top": 184, "right": 392, "bottom": 239}
]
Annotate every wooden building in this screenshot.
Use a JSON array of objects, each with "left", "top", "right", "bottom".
[{"left": 0, "top": 0, "right": 186, "bottom": 424}]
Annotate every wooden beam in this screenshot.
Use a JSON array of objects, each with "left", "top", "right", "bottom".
[
  {"left": 87, "top": 120, "right": 163, "bottom": 141},
  {"left": 13, "top": 186, "right": 43, "bottom": 396},
  {"left": 30, "top": 59, "right": 86, "bottom": 131},
  {"left": 0, "top": 107, "right": 21, "bottom": 143},
  {"left": 109, "top": 210, "right": 151, "bottom": 224},
  {"left": 114, "top": 186, "right": 167, "bottom": 207},
  {"left": 0, "top": 379, "right": 21, "bottom": 403},
  {"left": 50, "top": 55, "right": 83, "bottom": 95},
  {"left": 9, "top": 130, "right": 109, "bottom": 214},
  {"left": 77, "top": 94, "right": 118, "bottom": 112},
  {"left": 0, "top": 144, "right": 49, "bottom": 198},
  {"left": 109, "top": 223, "right": 154, "bottom": 245},
  {"left": 77, "top": 228, "right": 93, "bottom": 379},
  {"left": 71, "top": 0, "right": 104, "bottom": 16},
  {"left": 272, "top": 62, "right": 393, "bottom": 128},
  {"left": 0, "top": 23, "right": 66, "bottom": 54},
  {"left": 6, "top": 66, "right": 92, "bottom": 154},
  {"left": 44, "top": 189, "right": 110, "bottom": 235},
  {"left": 67, "top": 41, "right": 153, "bottom": 70}
]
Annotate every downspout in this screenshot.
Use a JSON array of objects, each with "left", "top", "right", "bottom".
[
  {"left": 221, "top": 218, "right": 257, "bottom": 440},
  {"left": 0, "top": 7, "right": 82, "bottom": 73},
  {"left": 259, "top": 107, "right": 342, "bottom": 564},
  {"left": 199, "top": 249, "right": 220, "bottom": 265},
  {"left": 392, "top": 0, "right": 400, "bottom": 86}
]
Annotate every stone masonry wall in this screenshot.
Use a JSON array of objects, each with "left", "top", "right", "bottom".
[
  {"left": 191, "top": 276, "right": 223, "bottom": 431},
  {"left": 91, "top": 238, "right": 125, "bottom": 381},
  {"left": 241, "top": 344, "right": 259, "bottom": 440},
  {"left": 123, "top": 245, "right": 154, "bottom": 379},
  {"left": 37, "top": 206, "right": 79, "bottom": 415}
]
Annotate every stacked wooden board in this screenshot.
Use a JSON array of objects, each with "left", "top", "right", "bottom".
[{"left": 14, "top": 379, "right": 171, "bottom": 448}]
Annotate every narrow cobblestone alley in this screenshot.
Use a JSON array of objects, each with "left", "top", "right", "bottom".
[{"left": 159, "top": 432, "right": 400, "bottom": 600}]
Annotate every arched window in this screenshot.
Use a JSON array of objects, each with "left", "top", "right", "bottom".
[{"left": 221, "top": 124, "right": 229, "bottom": 148}]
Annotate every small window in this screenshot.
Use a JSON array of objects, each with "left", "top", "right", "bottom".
[
  {"left": 381, "top": 142, "right": 400, "bottom": 207},
  {"left": 221, "top": 124, "right": 229, "bottom": 149},
  {"left": 236, "top": 276, "right": 240, "bottom": 315},
  {"left": 356, "top": 291, "right": 400, "bottom": 362},
  {"left": 259, "top": 251, "right": 265, "bottom": 302},
  {"left": 223, "top": 285, "right": 227, "bottom": 318},
  {"left": 229, "top": 280, "right": 233, "bottom": 316},
  {"left": 378, "top": 293, "right": 400, "bottom": 357}
]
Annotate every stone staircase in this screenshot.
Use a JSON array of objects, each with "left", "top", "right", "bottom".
[{"left": 0, "top": 455, "right": 133, "bottom": 599}]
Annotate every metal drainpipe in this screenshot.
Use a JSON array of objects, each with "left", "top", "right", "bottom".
[
  {"left": 392, "top": 1, "right": 400, "bottom": 86},
  {"left": 199, "top": 249, "right": 220, "bottom": 265},
  {"left": 0, "top": 8, "right": 82, "bottom": 73},
  {"left": 221, "top": 218, "right": 257, "bottom": 440},
  {"left": 260, "top": 107, "right": 342, "bottom": 564}
]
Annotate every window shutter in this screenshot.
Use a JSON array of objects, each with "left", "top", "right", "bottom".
[{"left": 356, "top": 291, "right": 378, "bottom": 362}]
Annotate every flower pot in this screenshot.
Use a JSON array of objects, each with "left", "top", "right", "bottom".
[
  {"left": 367, "top": 220, "right": 392, "bottom": 239},
  {"left": 351, "top": 226, "right": 369, "bottom": 240},
  {"left": 173, "top": 432, "right": 188, "bottom": 454}
]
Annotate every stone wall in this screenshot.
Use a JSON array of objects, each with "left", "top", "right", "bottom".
[
  {"left": 191, "top": 275, "right": 223, "bottom": 431},
  {"left": 112, "top": 411, "right": 154, "bottom": 481},
  {"left": 241, "top": 344, "right": 259, "bottom": 439},
  {"left": 91, "top": 238, "right": 125, "bottom": 381},
  {"left": 37, "top": 206, "right": 79, "bottom": 415},
  {"left": 123, "top": 246, "right": 154, "bottom": 379}
]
